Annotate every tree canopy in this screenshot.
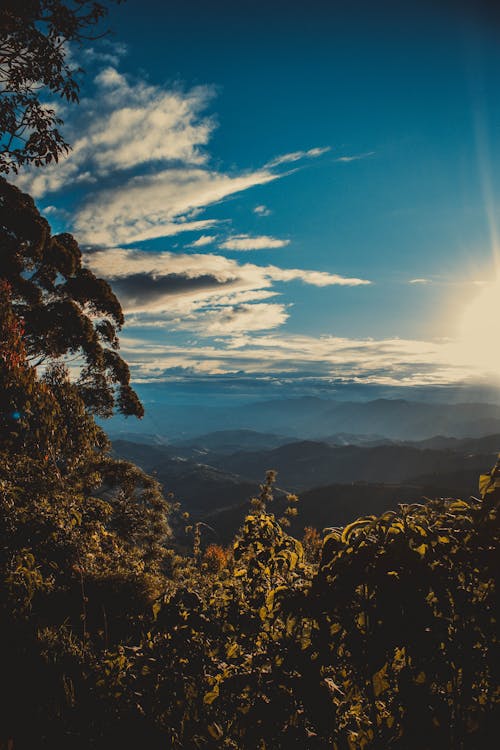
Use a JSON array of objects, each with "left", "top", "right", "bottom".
[
  {"left": 0, "top": 0, "right": 119, "bottom": 173},
  {"left": 0, "top": 176, "right": 143, "bottom": 417}
]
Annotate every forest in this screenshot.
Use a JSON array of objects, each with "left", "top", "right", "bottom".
[{"left": 1, "top": 2, "right": 499, "bottom": 748}]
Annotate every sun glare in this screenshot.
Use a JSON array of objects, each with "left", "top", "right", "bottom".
[{"left": 454, "top": 275, "right": 500, "bottom": 378}]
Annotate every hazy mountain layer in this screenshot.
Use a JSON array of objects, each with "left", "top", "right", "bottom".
[
  {"left": 106, "top": 397, "right": 500, "bottom": 442},
  {"left": 209, "top": 440, "right": 497, "bottom": 491}
]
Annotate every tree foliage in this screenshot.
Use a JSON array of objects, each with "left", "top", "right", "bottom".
[
  {"left": 0, "top": 0, "right": 119, "bottom": 173},
  {"left": 0, "top": 276, "right": 170, "bottom": 748},
  {"left": 1, "top": 447, "right": 498, "bottom": 749},
  {"left": 0, "top": 178, "right": 143, "bottom": 417}
]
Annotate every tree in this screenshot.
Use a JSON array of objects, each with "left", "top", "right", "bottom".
[
  {"left": 0, "top": 0, "right": 120, "bottom": 173},
  {"left": 0, "top": 177, "right": 143, "bottom": 416},
  {"left": 0, "top": 276, "right": 170, "bottom": 750}
]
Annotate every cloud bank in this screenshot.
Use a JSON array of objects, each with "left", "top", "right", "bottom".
[
  {"left": 85, "top": 247, "right": 370, "bottom": 334},
  {"left": 117, "top": 331, "right": 482, "bottom": 386}
]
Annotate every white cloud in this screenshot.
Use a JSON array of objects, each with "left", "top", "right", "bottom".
[
  {"left": 81, "top": 41, "right": 128, "bottom": 67},
  {"left": 254, "top": 204, "right": 271, "bottom": 216},
  {"left": 126, "top": 302, "right": 288, "bottom": 335},
  {"left": 268, "top": 267, "right": 370, "bottom": 286},
  {"left": 265, "top": 146, "right": 330, "bottom": 168},
  {"left": 125, "top": 289, "right": 280, "bottom": 328},
  {"left": 334, "top": 151, "right": 375, "bottom": 163},
  {"left": 188, "top": 234, "right": 217, "bottom": 247},
  {"left": 74, "top": 167, "right": 280, "bottom": 245},
  {"left": 84, "top": 248, "right": 371, "bottom": 328},
  {"left": 179, "top": 303, "right": 290, "bottom": 334},
  {"left": 409, "top": 278, "right": 432, "bottom": 284},
  {"left": 117, "top": 331, "right": 480, "bottom": 385},
  {"left": 218, "top": 234, "right": 290, "bottom": 251},
  {"left": 15, "top": 70, "right": 216, "bottom": 199}
]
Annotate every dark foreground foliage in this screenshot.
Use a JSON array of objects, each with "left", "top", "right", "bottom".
[{"left": 1, "top": 391, "right": 499, "bottom": 750}]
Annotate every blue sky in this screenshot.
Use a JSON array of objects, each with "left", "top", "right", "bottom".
[{"left": 15, "top": 0, "right": 500, "bottom": 388}]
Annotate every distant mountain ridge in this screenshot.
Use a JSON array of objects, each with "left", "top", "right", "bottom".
[
  {"left": 111, "top": 430, "right": 498, "bottom": 539},
  {"left": 209, "top": 439, "right": 498, "bottom": 491},
  {"left": 105, "top": 397, "right": 500, "bottom": 442}
]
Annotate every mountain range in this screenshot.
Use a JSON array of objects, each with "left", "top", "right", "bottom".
[
  {"left": 106, "top": 397, "right": 500, "bottom": 442},
  {"left": 111, "top": 425, "right": 499, "bottom": 541}
]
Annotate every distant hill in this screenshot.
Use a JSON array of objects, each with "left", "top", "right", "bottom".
[
  {"left": 210, "top": 439, "right": 498, "bottom": 491},
  {"left": 204, "top": 472, "right": 484, "bottom": 543},
  {"left": 402, "top": 433, "right": 500, "bottom": 453},
  {"left": 105, "top": 397, "right": 500, "bottom": 442},
  {"left": 171, "top": 429, "right": 298, "bottom": 455},
  {"left": 112, "top": 439, "right": 261, "bottom": 518},
  {"left": 112, "top": 434, "right": 498, "bottom": 541}
]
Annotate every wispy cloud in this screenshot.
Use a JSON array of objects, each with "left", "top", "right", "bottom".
[
  {"left": 409, "top": 278, "right": 432, "bottom": 284},
  {"left": 265, "top": 146, "right": 330, "bottom": 168},
  {"left": 74, "top": 167, "right": 279, "bottom": 245},
  {"left": 80, "top": 40, "right": 128, "bottom": 67},
  {"left": 14, "top": 66, "right": 334, "bottom": 248},
  {"left": 175, "top": 303, "right": 290, "bottom": 335},
  {"left": 15, "top": 70, "right": 216, "bottom": 201},
  {"left": 218, "top": 234, "right": 290, "bottom": 251},
  {"left": 117, "top": 331, "right": 480, "bottom": 386},
  {"left": 188, "top": 234, "right": 218, "bottom": 247},
  {"left": 254, "top": 204, "right": 272, "bottom": 216},
  {"left": 334, "top": 151, "right": 375, "bottom": 163}
]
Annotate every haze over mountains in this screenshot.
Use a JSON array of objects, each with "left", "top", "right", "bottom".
[
  {"left": 106, "top": 390, "right": 500, "bottom": 443},
  {"left": 109, "top": 390, "right": 500, "bottom": 542}
]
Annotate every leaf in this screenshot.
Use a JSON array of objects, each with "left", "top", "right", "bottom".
[
  {"left": 265, "top": 590, "right": 275, "bottom": 610},
  {"left": 414, "top": 543, "right": 427, "bottom": 558},
  {"left": 449, "top": 499, "right": 470, "bottom": 511},
  {"left": 152, "top": 601, "right": 161, "bottom": 621},
  {"left": 372, "top": 664, "right": 390, "bottom": 697},
  {"left": 341, "top": 518, "right": 370, "bottom": 544},
  {"left": 208, "top": 723, "right": 223, "bottom": 740},
  {"left": 479, "top": 474, "right": 492, "bottom": 497},
  {"left": 203, "top": 684, "right": 220, "bottom": 705}
]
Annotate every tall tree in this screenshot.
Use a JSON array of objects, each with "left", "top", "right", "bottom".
[{"left": 0, "top": 176, "right": 143, "bottom": 417}]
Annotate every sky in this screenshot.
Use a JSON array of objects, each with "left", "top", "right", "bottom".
[{"left": 15, "top": 0, "right": 500, "bottom": 392}]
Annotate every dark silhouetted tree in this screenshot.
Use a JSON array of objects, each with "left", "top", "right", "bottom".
[
  {"left": 0, "top": 177, "right": 142, "bottom": 416},
  {"left": 0, "top": 0, "right": 120, "bottom": 173}
]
